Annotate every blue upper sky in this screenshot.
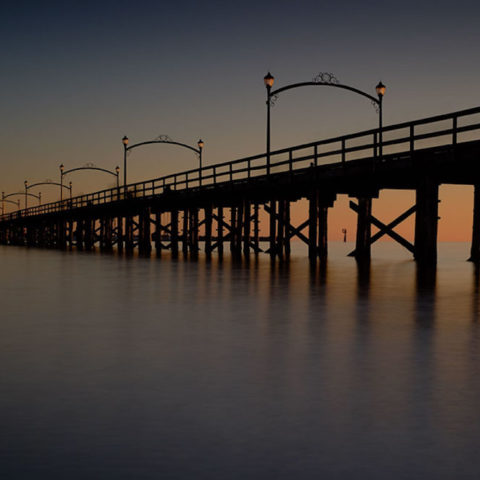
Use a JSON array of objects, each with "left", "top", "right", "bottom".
[{"left": 2, "top": 0, "right": 479, "bottom": 198}]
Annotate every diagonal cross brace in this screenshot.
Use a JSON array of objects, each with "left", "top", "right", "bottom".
[
  {"left": 209, "top": 213, "right": 262, "bottom": 253},
  {"left": 348, "top": 201, "right": 415, "bottom": 255},
  {"left": 263, "top": 204, "right": 310, "bottom": 245}
]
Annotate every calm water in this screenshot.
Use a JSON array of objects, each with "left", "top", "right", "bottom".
[{"left": 1, "top": 243, "right": 479, "bottom": 479}]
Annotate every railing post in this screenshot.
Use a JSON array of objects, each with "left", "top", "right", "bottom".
[
  {"left": 248, "top": 159, "right": 251, "bottom": 179},
  {"left": 452, "top": 116, "right": 457, "bottom": 145},
  {"left": 341, "top": 139, "right": 346, "bottom": 164},
  {"left": 289, "top": 151, "right": 293, "bottom": 173},
  {"left": 410, "top": 124, "right": 415, "bottom": 154},
  {"left": 314, "top": 145, "right": 318, "bottom": 167},
  {"left": 229, "top": 164, "right": 233, "bottom": 182},
  {"left": 213, "top": 166, "right": 217, "bottom": 184}
]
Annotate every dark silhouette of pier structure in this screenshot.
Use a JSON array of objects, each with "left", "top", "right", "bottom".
[{"left": 1, "top": 106, "right": 480, "bottom": 267}]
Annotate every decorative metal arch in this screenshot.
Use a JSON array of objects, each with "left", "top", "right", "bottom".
[
  {"left": 126, "top": 139, "right": 201, "bottom": 156},
  {"left": 264, "top": 71, "right": 385, "bottom": 174},
  {"left": 26, "top": 181, "right": 71, "bottom": 191},
  {"left": 123, "top": 136, "right": 204, "bottom": 186},
  {"left": 62, "top": 164, "right": 119, "bottom": 178},
  {"left": 3, "top": 191, "right": 41, "bottom": 200},
  {"left": 269, "top": 72, "right": 380, "bottom": 108}
]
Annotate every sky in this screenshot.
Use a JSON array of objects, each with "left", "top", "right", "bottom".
[{"left": 2, "top": 0, "right": 480, "bottom": 241}]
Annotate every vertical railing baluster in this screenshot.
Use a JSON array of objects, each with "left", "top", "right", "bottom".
[
  {"left": 341, "top": 138, "right": 346, "bottom": 164},
  {"left": 453, "top": 116, "right": 457, "bottom": 145},
  {"left": 314, "top": 145, "right": 318, "bottom": 167},
  {"left": 230, "top": 163, "right": 233, "bottom": 182},
  {"left": 410, "top": 124, "right": 415, "bottom": 154}
]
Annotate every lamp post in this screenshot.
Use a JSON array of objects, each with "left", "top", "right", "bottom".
[
  {"left": 264, "top": 72, "right": 386, "bottom": 168},
  {"left": 375, "top": 81, "right": 386, "bottom": 161},
  {"left": 115, "top": 165, "right": 120, "bottom": 188},
  {"left": 24, "top": 180, "right": 28, "bottom": 209},
  {"left": 60, "top": 164, "right": 65, "bottom": 201},
  {"left": 264, "top": 72, "right": 274, "bottom": 175},
  {"left": 197, "top": 139, "right": 204, "bottom": 185},
  {"left": 122, "top": 135, "right": 129, "bottom": 188}
]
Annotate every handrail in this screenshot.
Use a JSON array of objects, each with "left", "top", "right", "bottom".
[{"left": 2, "top": 105, "right": 480, "bottom": 222}]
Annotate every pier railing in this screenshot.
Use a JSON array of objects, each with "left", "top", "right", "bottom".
[{"left": 2, "top": 106, "right": 480, "bottom": 221}]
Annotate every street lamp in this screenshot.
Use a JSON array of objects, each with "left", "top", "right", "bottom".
[
  {"left": 375, "top": 82, "right": 386, "bottom": 160},
  {"left": 59, "top": 164, "right": 65, "bottom": 200},
  {"left": 197, "top": 139, "right": 204, "bottom": 185},
  {"left": 24, "top": 180, "right": 28, "bottom": 209},
  {"left": 264, "top": 72, "right": 386, "bottom": 170},
  {"left": 122, "top": 135, "right": 129, "bottom": 188}
]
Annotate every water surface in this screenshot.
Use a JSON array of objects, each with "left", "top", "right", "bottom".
[{"left": 1, "top": 243, "right": 479, "bottom": 479}]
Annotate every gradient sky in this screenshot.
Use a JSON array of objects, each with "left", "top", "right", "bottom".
[{"left": 2, "top": 0, "right": 480, "bottom": 240}]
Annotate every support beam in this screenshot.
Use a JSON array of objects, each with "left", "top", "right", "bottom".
[
  {"left": 308, "top": 192, "right": 317, "bottom": 262},
  {"left": 469, "top": 184, "right": 480, "bottom": 263},
  {"left": 354, "top": 197, "right": 372, "bottom": 261},
  {"left": 171, "top": 210, "right": 179, "bottom": 257},
  {"left": 182, "top": 209, "right": 189, "bottom": 255},
  {"left": 318, "top": 204, "right": 328, "bottom": 262},
  {"left": 269, "top": 200, "right": 276, "bottom": 258},
  {"left": 217, "top": 206, "right": 224, "bottom": 255},
  {"left": 205, "top": 205, "right": 212, "bottom": 256},
  {"left": 414, "top": 177, "right": 439, "bottom": 266}
]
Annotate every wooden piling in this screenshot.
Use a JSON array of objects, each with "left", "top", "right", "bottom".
[
  {"left": 243, "top": 200, "right": 251, "bottom": 255},
  {"left": 253, "top": 203, "right": 260, "bottom": 253},
  {"left": 469, "top": 184, "right": 480, "bottom": 263},
  {"left": 414, "top": 177, "right": 439, "bottom": 266},
  {"left": 318, "top": 204, "right": 328, "bottom": 262},
  {"left": 154, "top": 211, "right": 162, "bottom": 256},
  {"left": 308, "top": 192, "right": 318, "bottom": 262},
  {"left": 182, "top": 209, "right": 189, "bottom": 255},
  {"left": 269, "top": 200, "right": 276, "bottom": 258},
  {"left": 205, "top": 205, "right": 212, "bottom": 257},
  {"left": 125, "top": 214, "right": 134, "bottom": 254},
  {"left": 354, "top": 197, "right": 372, "bottom": 261},
  {"left": 171, "top": 210, "right": 179, "bottom": 257},
  {"left": 217, "top": 206, "right": 224, "bottom": 255},
  {"left": 117, "top": 216, "right": 124, "bottom": 253}
]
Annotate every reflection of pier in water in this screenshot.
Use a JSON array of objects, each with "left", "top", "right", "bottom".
[{"left": 2, "top": 107, "right": 480, "bottom": 271}]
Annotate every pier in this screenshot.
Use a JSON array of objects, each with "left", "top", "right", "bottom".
[{"left": 1, "top": 106, "right": 480, "bottom": 267}]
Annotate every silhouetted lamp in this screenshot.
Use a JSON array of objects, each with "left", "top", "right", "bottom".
[
  {"left": 24, "top": 180, "right": 28, "bottom": 209},
  {"left": 115, "top": 166, "right": 120, "bottom": 174},
  {"left": 376, "top": 81, "right": 386, "bottom": 98},
  {"left": 264, "top": 72, "right": 274, "bottom": 88},
  {"left": 197, "top": 139, "right": 205, "bottom": 185},
  {"left": 122, "top": 136, "right": 129, "bottom": 186},
  {"left": 59, "top": 164, "right": 65, "bottom": 200}
]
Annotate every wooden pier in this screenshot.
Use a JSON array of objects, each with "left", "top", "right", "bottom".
[{"left": 2, "top": 106, "right": 480, "bottom": 267}]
